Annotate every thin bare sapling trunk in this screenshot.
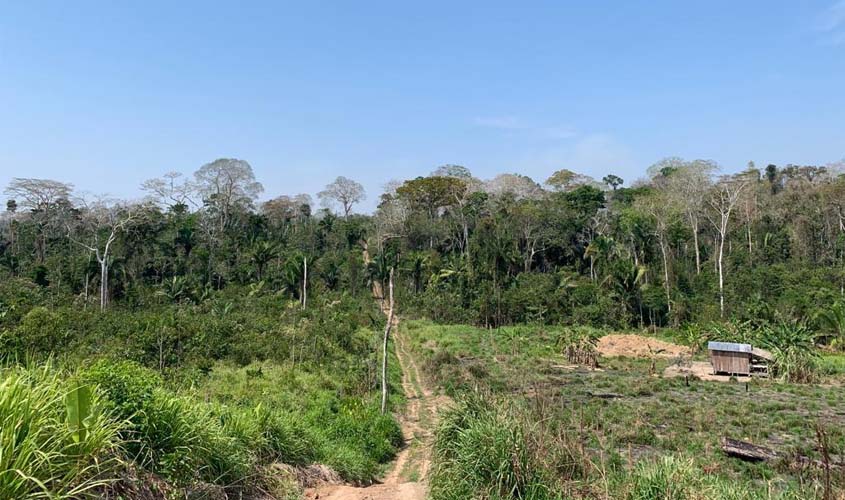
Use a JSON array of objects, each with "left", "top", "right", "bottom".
[
  {"left": 301, "top": 256, "right": 307, "bottom": 310},
  {"left": 380, "top": 268, "right": 395, "bottom": 415}
]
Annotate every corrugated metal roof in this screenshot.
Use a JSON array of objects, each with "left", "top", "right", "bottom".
[{"left": 707, "top": 341, "right": 752, "bottom": 353}]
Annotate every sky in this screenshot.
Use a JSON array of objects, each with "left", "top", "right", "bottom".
[{"left": 1, "top": 1, "right": 844, "bottom": 212}]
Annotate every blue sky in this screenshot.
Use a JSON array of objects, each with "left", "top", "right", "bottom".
[{"left": 1, "top": 1, "right": 844, "bottom": 211}]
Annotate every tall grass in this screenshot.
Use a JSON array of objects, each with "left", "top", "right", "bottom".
[
  {"left": 621, "top": 455, "right": 814, "bottom": 500},
  {"left": 0, "top": 365, "right": 121, "bottom": 499},
  {"left": 429, "top": 396, "right": 575, "bottom": 500}
]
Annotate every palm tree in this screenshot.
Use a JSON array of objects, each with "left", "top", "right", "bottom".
[
  {"left": 250, "top": 241, "right": 278, "bottom": 280},
  {"left": 403, "top": 252, "right": 430, "bottom": 293},
  {"left": 604, "top": 261, "right": 647, "bottom": 327},
  {"left": 158, "top": 276, "right": 190, "bottom": 303},
  {"left": 816, "top": 301, "right": 845, "bottom": 350}
]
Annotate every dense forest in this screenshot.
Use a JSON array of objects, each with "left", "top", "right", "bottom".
[
  {"left": 2, "top": 157, "right": 845, "bottom": 499},
  {"left": 4, "top": 158, "right": 845, "bottom": 332}
]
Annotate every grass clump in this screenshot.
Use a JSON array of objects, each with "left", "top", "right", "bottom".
[
  {"left": 0, "top": 364, "right": 121, "bottom": 499},
  {"left": 82, "top": 359, "right": 251, "bottom": 485},
  {"left": 430, "top": 395, "right": 575, "bottom": 500}
]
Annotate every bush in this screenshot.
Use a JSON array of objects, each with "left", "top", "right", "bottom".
[
  {"left": 306, "top": 397, "right": 403, "bottom": 483},
  {"left": 0, "top": 306, "right": 69, "bottom": 359}
]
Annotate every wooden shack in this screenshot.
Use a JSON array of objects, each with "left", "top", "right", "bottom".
[{"left": 708, "top": 342, "right": 773, "bottom": 377}]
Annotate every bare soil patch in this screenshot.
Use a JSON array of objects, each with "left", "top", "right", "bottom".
[
  {"left": 663, "top": 360, "right": 736, "bottom": 382},
  {"left": 597, "top": 334, "right": 690, "bottom": 358}
]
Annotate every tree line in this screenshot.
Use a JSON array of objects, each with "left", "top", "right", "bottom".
[{"left": 3, "top": 157, "right": 845, "bottom": 337}]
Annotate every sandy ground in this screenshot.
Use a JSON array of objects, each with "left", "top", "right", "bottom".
[
  {"left": 594, "top": 334, "right": 742, "bottom": 382},
  {"left": 597, "top": 334, "right": 691, "bottom": 358},
  {"left": 664, "top": 360, "right": 740, "bottom": 382},
  {"left": 303, "top": 244, "right": 445, "bottom": 500}
]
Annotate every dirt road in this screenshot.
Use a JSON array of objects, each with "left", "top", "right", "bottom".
[{"left": 304, "top": 244, "right": 444, "bottom": 500}]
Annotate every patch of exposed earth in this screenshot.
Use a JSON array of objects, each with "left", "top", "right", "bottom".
[{"left": 596, "top": 334, "right": 691, "bottom": 358}]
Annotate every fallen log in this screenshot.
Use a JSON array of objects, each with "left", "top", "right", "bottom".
[
  {"left": 722, "top": 437, "right": 845, "bottom": 470},
  {"left": 720, "top": 437, "right": 779, "bottom": 462},
  {"left": 586, "top": 391, "right": 624, "bottom": 399}
]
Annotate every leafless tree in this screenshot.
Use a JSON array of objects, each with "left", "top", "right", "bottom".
[
  {"left": 318, "top": 176, "right": 366, "bottom": 218},
  {"left": 707, "top": 174, "right": 749, "bottom": 318},
  {"left": 372, "top": 192, "right": 408, "bottom": 250},
  {"left": 665, "top": 160, "right": 717, "bottom": 274},
  {"left": 433, "top": 166, "right": 482, "bottom": 260},
  {"left": 67, "top": 199, "right": 141, "bottom": 311},
  {"left": 141, "top": 171, "right": 197, "bottom": 209},
  {"left": 262, "top": 194, "right": 313, "bottom": 231},
  {"left": 380, "top": 268, "right": 394, "bottom": 415},
  {"left": 484, "top": 173, "right": 544, "bottom": 200}
]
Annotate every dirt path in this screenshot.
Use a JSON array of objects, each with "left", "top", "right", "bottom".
[{"left": 304, "top": 244, "right": 443, "bottom": 500}]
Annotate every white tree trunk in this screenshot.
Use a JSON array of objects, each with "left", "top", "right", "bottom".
[
  {"left": 99, "top": 259, "right": 108, "bottom": 311},
  {"left": 659, "top": 237, "right": 671, "bottom": 313},
  {"left": 381, "top": 268, "right": 394, "bottom": 415},
  {"left": 718, "top": 234, "right": 725, "bottom": 318},
  {"left": 302, "top": 256, "right": 307, "bottom": 310},
  {"left": 692, "top": 218, "right": 701, "bottom": 275}
]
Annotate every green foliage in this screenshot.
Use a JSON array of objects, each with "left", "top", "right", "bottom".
[
  {"left": 622, "top": 455, "right": 764, "bottom": 500},
  {"left": 815, "top": 301, "right": 845, "bottom": 350},
  {"left": 429, "top": 396, "right": 569, "bottom": 500},
  {"left": 0, "top": 365, "right": 121, "bottom": 499},
  {"left": 65, "top": 384, "right": 94, "bottom": 444}
]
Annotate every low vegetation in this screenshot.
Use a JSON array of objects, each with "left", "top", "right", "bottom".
[
  {"left": 0, "top": 277, "right": 403, "bottom": 497},
  {"left": 407, "top": 320, "right": 845, "bottom": 499}
]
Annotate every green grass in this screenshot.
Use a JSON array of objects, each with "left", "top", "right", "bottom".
[
  {"left": 408, "top": 320, "right": 845, "bottom": 499},
  {"left": 818, "top": 353, "right": 845, "bottom": 377},
  {"left": 0, "top": 290, "right": 407, "bottom": 495},
  {"left": 0, "top": 364, "right": 121, "bottom": 499}
]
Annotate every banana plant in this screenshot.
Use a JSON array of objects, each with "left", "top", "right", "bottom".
[{"left": 65, "top": 384, "right": 93, "bottom": 444}]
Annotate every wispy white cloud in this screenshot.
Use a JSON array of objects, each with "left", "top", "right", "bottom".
[
  {"left": 472, "top": 116, "right": 577, "bottom": 139},
  {"left": 817, "top": 1, "right": 845, "bottom": 45}
]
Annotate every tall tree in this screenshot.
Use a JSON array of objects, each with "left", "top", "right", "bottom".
[
  {"left": 4, "top": 178, "right": 74, "bottom": 264},
  {"left": 380, "top": 268, "right": 394, "bottom": 414},
  {"left": 637, "top": 190, "right": 678, "bottom": 315},
  {"left": 193, "top": 158, "right": 263, "bottom": 231},
  {"left": 67, "top": 200, "right": 141, "bottom": 310},
  {"left": 318, "top": 176, "right": 366, "bottom": 218},
  {"left": 546, "top": 169, "right": 595, "bottom": 192},
  {"left": 707, "top": 174, "right": 749, "bottom": 318},
  {"left": 602, "top": 174, "right": 624, "bottom": 190},
  {"left": 141, "top": 171, "right": 196, "bottom": 209},
  {"left": 665, "top": 159, "right": 716, "bottom": 275}
]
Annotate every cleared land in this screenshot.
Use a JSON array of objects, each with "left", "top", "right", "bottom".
[{"left": 404, "top": 320, "right": 845, "bottom": 498}]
